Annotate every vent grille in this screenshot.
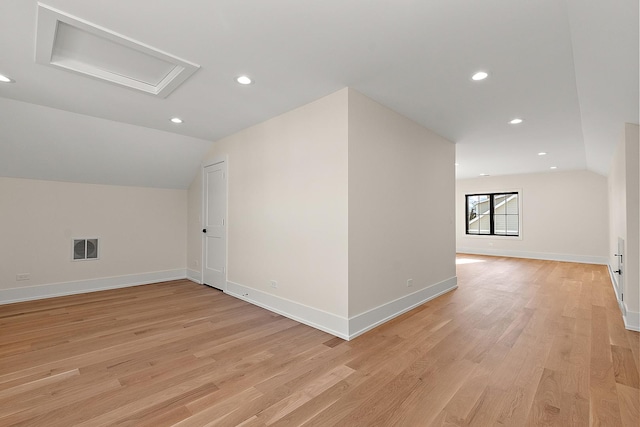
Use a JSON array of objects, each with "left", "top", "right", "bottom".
[{"left": 73, "top": 238, "right": 99, "bottom": 261}]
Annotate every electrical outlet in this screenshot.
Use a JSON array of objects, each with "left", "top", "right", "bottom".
[
  {"left": 16, "top": 273, "right": 30, "bottom": 281},
  {"left": 194, "top": 260, "right": 199, "bottom": 267},
  {"left": 407, "top": 279, "right": 413, "bottom": 287},
  {"left": 270, "top": 280, "right": 278, "bottom": 289}
]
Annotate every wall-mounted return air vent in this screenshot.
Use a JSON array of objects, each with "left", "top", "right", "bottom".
[
  {"left": 35, "top": 3, "right": 200, "bottom": 98},
  {"left": 73, "top": 238, "right": 99, "bottom": 261}
]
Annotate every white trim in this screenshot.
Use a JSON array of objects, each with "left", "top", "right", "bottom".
[
  {"left": 225, "top": 278, "right": 457, "bottom": 340},
  {"left": 35, "top": 3, "right": 199, "bottom": 98},
  {"left": 463, "top": 233, "right": 523, "bottom": 241},
  {"left": 464, "top": 188, "right": 523, "bottom": 241},
  {"left": 623, "top": 304, "right": 640, "bottom": 332},
  {"left": 348, "top": 277, "right": 458, "bottom": 339},
  {"left": 201, "top": 155, "right": 228, "bottom": 291},
  {"left": 186, "top": 269, "right": 202, "bottom": 284},
  {"left": 0, "top": 269, "right": 187, "bottom": 305},
  {"left": 607, "top": 264, "right": 634, "bottom": 333},
  {"left": 456, "top": 247, "right": 608, "bottom": 265},
  {"left": 225, "top": 281, "right": 350, "bottom": 340},
  {"left": 607, "top": 264, "right": 625, "bottom": 315}
]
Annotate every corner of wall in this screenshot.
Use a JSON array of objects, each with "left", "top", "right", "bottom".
[
  {"left": 347, "top": 276, "right": 457, "bottom": 340},
  {"left": 225, "top": 281, "right": 350, "bottom": 339},
  {"left": 187, "top": 168, "right": 204, "bottom": 281},
  {"left": 223, "top": 275, "right": 458, "bottom": 341},
  {"left": 187, "top": 269, "right": 202, "bottom": 284}
]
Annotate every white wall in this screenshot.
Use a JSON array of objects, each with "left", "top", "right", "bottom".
[
  {"left": 187, "top": 171, "right": 203, "bottom": 283},
  {"left": 188, "top": 89, "right": 350, "bottom": 331},
  {"left": 456, "top": 170, "right": 609, "bottom": 264},
  {"left": 0, "top": 177, "right": 187, "bottom": 303},
  {"left": 187, "top": 88, "right": 457, "bottom": 339},
  {"left": 609, "top": 132, "right": 627, "bottom": 297},
  {"left": 0, "top": 97, "right": 212, "bottom": 189},
  {"left": 609, "top": 123, "right": 639, "bottom": 330},
  {"left": 347, "top": 89, "right": 457, "bottom": 329}
]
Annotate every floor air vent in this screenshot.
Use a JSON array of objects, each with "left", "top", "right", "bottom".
[{"left": 73, "top": 238, "right": 99, "bottom": 261}]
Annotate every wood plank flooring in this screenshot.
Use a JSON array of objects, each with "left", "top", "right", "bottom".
[{"left": 0, "top": 255, "right": 638, "bottom": 426}]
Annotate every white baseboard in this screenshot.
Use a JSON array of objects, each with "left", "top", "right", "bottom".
[
  {"left": 607, "top": 264, "right": 624, "bottom": 310},
  {"left": 606, "top": 265, "right": 636, "bottom": 331},
  {"left": 186, "top": 269, "right": 202, "bottom": 284},
  {"left": 348, "top": 276, "right": 458, "bottom": 340},
  {"left": 457, "top": 247, "right": 608, "bottom": 265},
  {"left": 0, "top": 269, "right": 187, "bottom": 305},
  {"left": 605, "top": 264, "right": 640, "bottom": 332},
  {"left": 226, "top": 278, "right": 458, "bottom": 340},
  {"left": 623, "top": 305, "right": 640, "bottom": 332},
  {"left": 225, "top": 281, "right": 349, "bottom": 339}
]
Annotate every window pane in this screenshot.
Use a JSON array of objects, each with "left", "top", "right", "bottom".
[
  {"left": 467, "top": 195, "right": 482, "bottom": 234},
  {"left": 468, "top": 222, "right": 480, "bottom": 234},
  {"left": 494, "top": 214, "right": 506, "bottom": 234},
  {"left": 506, "top": 194, "right": 518, "bottom": 214},
  {"left": 478, "top": 212, "right": 491, "bottom": 234},
  {"left": 477, "top": 195, "right": 490, "bottom": 216},
  {"left": 467, "top": 196, "right": 478, "bottom": 222},
  {"left": 466, "top": 192, "right": 519, "bottom": 236},
  {"left": 506, "top": 215, "right": 519, "bottom": 235}
]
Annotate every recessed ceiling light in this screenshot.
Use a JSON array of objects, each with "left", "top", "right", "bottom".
[
  {"left": 236, "top": 75, "right": 252, "bottom": 85},
  {"left": 472, "top": 71, "right": 488, "bottom": 81},
  {"left": 480, "top": 173, "right": 490, "bottom": 177},
  {"left": 550, "top": 166, "right": 558, "bottom": 169},
  {"left": 0, "top": 73, "right": 14, "bottom": 83},
  {"left": 170, "top": 117, "right": 183, "bottom": 124},
  {"left": 509, "top": 118, "right": 523, "bottom": 124},
  {"left": 538, "top": 152, "right": 547, "bottom": 156}
]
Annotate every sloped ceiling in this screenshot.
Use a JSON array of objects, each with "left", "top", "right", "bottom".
[
  {"left": 0, "top": 0, "right": 637, "bottom": 188},
  {"left": 0, "top": 97, "right": 211, "bottom": 189}
]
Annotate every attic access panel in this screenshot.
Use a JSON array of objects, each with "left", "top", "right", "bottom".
[{"left": 35, "top": 3, "right": 200, "bottom": 98}]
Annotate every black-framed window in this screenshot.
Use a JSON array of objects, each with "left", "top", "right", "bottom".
[{"left": 466, "top": 192, "right": 519, "bottom": 236}]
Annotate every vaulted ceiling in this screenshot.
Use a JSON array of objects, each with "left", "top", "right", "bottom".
[{"left": 0, "top": 0, "right": 637, "bottom": 188}]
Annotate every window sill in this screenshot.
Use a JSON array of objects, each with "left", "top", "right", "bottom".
[{"left": 463, "top": 233, "right": 523, "bottom": 241}]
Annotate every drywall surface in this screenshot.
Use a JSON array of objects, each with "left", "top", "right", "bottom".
[
  {"left": 0, "top": 97, "right": 211, "bottom": 189},
  {"left": 188, "top": 88, "right": 458, "bottom": 337},
  {"left": 190, "top": 89, "right": 349, "bottom": 319},
  {"left": 457, "top": 170, "right": 608, "bottom": 264},
  {"left": 0, "top": 177, "right": 187, "bottom": 301},
  {"left": 347, "top": 89, "right": 456, "bottom": 317},
  {"left": 609, "top": 123, "right": 639, "bottom": 328}
]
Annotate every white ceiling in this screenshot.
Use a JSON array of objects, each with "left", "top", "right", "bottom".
[{"left": 0, "top": 0, "right": 637, "bottom": 188}]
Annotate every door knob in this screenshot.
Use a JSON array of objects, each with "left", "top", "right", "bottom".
[{"left": 202, "top": 229, "right": 207, "bottom": 233}]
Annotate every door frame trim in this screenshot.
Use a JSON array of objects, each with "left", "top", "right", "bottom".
[{"left": 201, "top": 155, "right": 228, "bottom": 291}]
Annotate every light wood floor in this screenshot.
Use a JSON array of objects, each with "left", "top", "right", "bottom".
[{"left": 0, "top": 255, "right": 638, "bottom": 426}]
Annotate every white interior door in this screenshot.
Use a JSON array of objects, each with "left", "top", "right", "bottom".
[{"left": 202, "top": 160, "right": 227, "bottom": 290}]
